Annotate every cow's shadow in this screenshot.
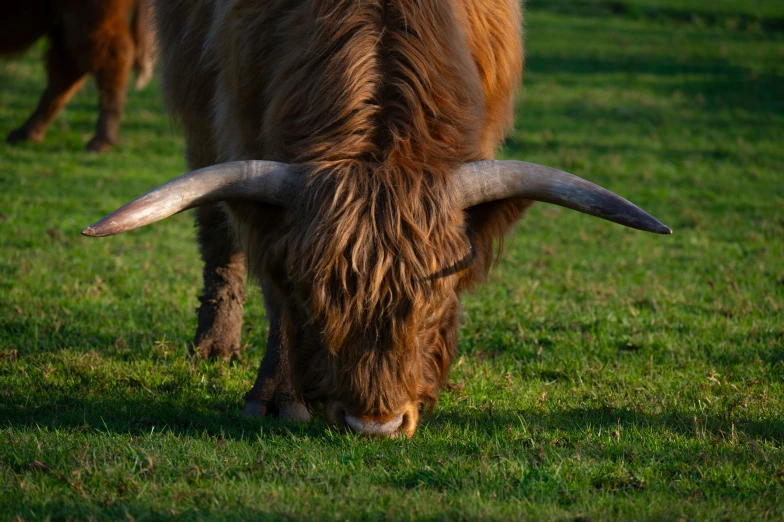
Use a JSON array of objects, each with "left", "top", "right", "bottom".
[
  {"left": 0, "top": 380, "right": 316, "bottom": 441},
  {"left": 425, "top": 405, "right": 784, "bottom": 443},
  {"left": 3, "top": 382, "right": 781, "bottom": 446}
]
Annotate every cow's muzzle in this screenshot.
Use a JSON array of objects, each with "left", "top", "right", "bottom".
[{"left": 325, "top": 400, "right": 419, "bottom": 438}]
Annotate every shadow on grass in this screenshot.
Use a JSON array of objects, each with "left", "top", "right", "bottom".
[
  {"left": 528, "top": 0, "right": 784, "bottom": 32},
  {"left": 2, "top": 382, "right": 781, "bottom": 444},
  {"left": 525, "top": 55, "right": 784, "bottom": 119},
  {"left": 0, "top": 303, "right": 267, "bottom": 362},
  {"left": 2, "top": 501, "right": 307, "bottom": 522},
  {"left": 503, "top": 132, "right": 776, "bottom": 165},
  {"left": 0, "top": 317, "right": 188, "bottom": 360},
  {"left": 429, "top": 406, "right": 784, "bottom": 442},
  {"left": 0, "top": 387, "right": 326, "bottom": 442}
]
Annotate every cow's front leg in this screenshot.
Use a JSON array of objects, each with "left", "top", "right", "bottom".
[
  {"left": 192, "top": 204, "right": 247, "bottom": 360},
  {"left": 242, "top": 284, "right": 310, "bottom": 423}
]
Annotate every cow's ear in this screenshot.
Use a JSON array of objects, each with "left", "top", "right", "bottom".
[
  {"left": 454, "top": 161, "right": 671, "bottom": 235},
  {"left": 82, "top": 161, "right": 299, "bottom": 237}
]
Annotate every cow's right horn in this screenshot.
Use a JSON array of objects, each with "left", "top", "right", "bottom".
[
  {"left": 454, "top": 160, "right": 671, "bottom": 234},
  {"left": 82, "top": 161, "right": 299, "bottom": 237}
]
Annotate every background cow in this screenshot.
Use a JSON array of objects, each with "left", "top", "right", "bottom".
[
  {"left": 83, "top": 0, "right": 669, "bottom": 437},
  {"left": 1, "top": 0, "right": 155, "bottom": 152}
]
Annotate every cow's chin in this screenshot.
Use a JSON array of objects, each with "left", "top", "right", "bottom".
[{"left": 324, "top": 400, "right": 420, "bottom": 439}]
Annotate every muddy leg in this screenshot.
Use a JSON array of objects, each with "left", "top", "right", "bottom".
[
  {"left": 85, "top": 24, "right": 133, "bottom": 152},
  {"left": 242, "top": 282, "right": 310, "bottom": 423},
  {"left": 6, "top": 34, "right": 86, "bottom": 145},
  {"left": 181, "top": 126, "right": 247, "bottom": 360},
  {"left": 191, "top": 204, "right": 247, "bottom": 360}
]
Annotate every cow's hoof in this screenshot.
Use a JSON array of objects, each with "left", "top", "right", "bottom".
[
  {"left": 6, "top": 127, "right": 43, "bottom": 144},
  {"left": 241, "top": 400, "right": 311, "bottom": 424},
  {"left": 241, "top": 401, "right": 268, "bottom": 418},
  {"left": 85, "top": 138, "right": 113, "bottom": 153},
  {"left": 191, "top": 337, "right": 242, "bottom": 361},
  {"left": 278, "top": 402, "right": 312, "bottom": 423}
]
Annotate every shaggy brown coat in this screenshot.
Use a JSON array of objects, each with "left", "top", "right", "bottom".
[
  {"left": 1, "top": 0, "right": 154, "bottom": 152},
  {"left": 156, "top": 0, "right": 530, "bottom": 436}
]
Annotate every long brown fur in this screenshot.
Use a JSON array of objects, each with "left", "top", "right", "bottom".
[
  {"left": 156, "top": 0, "right": 530, "bottom": 432},
  {"left": 0, "top": 0, "right": 155, "bottom": 152}
]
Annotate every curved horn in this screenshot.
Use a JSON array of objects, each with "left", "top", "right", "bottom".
[
  {"left": 82, "top": 160, "right": 300, "bottom": 237},
  {"left": 454, "top": 160, "right": 671, "bottom": 234}
]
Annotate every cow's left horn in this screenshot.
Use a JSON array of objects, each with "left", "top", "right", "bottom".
[
  {"left": 454, "top": 160, "right": 671, "bottom": 234},
  {"left": 82, "top": 161, "right": 299, "bottom": 237}
]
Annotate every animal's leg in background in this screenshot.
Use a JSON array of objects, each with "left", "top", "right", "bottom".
[
  {"left": 242, "top": 282, "right": 310, "bottom": 422},
  {"left": 192, "top": 204, "right": 247, "bottom": 360},
  {"left": 86, "top": 20, "right": 134, "bottom": 152},
  {"left": 131, "top": 0, "right": 155, "bottom": 90},
  {"left": 5, "top": 34, "right": 86, "bottom": 145}
]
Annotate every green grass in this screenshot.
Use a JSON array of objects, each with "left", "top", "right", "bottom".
[{"left": 1, "top": 2, "right": 783, "bottom": 520}]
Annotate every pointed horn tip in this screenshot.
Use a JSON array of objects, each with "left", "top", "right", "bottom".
[
  {"left": 633, "top": 212, "right": 671, "bottom": 235},
  {"left": 81, "top": 225, "right": 105, "bottom": 237},
  {"left": 647, "top": 222, "right": 673, "bottom": 235}
]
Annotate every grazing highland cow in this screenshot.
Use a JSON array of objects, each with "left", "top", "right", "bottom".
[
  {"left": 83, "top": 0, "right": 670, "bottom": 437},
  {"left": 1, "top": 0, "right": 155, "bottom": 152}
]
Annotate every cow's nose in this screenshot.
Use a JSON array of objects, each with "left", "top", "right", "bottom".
[{"left": 344, "top": 413, "right": 404, "bottom": 438}]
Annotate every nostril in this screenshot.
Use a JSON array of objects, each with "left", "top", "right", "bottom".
[
  {"left": 324, "top": 401, "right": 348, "bottom": 428},
  {"left": 344, "top": 413, "right": 366, "bottom": 434}
]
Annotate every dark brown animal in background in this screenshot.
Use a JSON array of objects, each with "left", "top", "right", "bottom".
[
  {"left": 1, "top": 0, "right": 154, "bottom": 152},
  {"left": 84, "top": 0, "right": 670, "bottom": 438}
]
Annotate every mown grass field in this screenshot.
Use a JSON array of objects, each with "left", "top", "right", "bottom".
[{"left": 1, "top": 1, "right": 782, "bottom": 520}]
